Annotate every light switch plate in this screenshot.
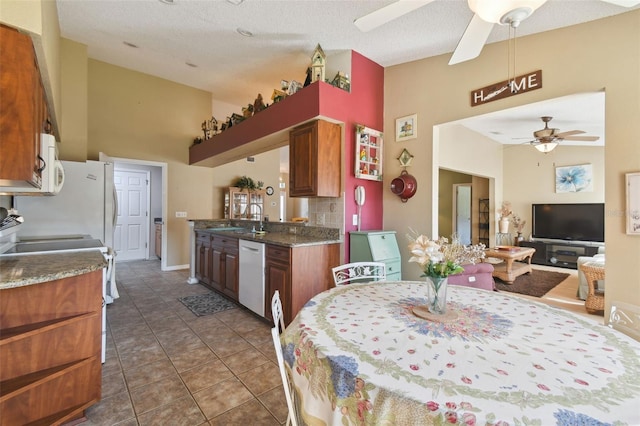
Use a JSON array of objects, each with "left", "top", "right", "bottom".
[
  {"left": 175, "top": 211, "right": 187, "bottom": 218},
  {"left": 353, "top": 214, "right": 358, "bottom": 226}
]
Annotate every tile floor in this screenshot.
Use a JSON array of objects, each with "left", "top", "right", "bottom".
[
  {"left": 84, "top": 259, "right": 602, "bottom": 425},
  {"left": 84, "top": 259, "right": 288, "bottom": 425}
]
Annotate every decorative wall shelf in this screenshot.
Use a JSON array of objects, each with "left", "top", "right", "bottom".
[{"left": 355, "top": 124, "right": 383, "bottom": 181}]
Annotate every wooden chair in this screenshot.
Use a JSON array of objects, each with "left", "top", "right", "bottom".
[
  {"left": 579, "top": 263, "right": 605, "bottom": 315},
  {"left": 609, "top": 301, "right": 640, "bottom": 342},
  {"left": 331, "top": 262, "right": 386, "bottom": 286},
  {"left": 271, "top": 291, "right": 298, "bottom": 426}
]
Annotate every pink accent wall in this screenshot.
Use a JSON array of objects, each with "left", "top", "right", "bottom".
[{"left": 189, "top": 50, "right": 384, "bottom": 261}]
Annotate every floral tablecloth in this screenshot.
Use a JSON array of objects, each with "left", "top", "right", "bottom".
[{"left": 281, "top": 281, "right": 640, "bottom": 426}]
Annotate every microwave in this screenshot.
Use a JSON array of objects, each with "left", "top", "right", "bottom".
[{"left": 0, "top": 134, "right": 65, "bottom": 195}]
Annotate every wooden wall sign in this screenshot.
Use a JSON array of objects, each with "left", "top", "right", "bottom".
[{"left": 471, "top": 70, "right": 542, "bottom": 107}]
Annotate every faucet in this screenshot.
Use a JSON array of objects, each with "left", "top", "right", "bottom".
[{"left": 248, "top": 202, "right": 263, "bottom": 231}]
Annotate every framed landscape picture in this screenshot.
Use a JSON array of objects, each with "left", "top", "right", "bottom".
[
  {"left": 395, "top": 114, "right": 417, "bottom": 142},
  {"left": 627, "top": 172, "right": 640, "bottom": 235}
]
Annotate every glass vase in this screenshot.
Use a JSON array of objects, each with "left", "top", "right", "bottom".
[{"left": 427, "top": 276, "right": 448, "bottom": 315}]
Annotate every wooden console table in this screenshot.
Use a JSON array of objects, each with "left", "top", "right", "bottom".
[{"left": 484, "top": 246, "right": 536, "bottom": 284}]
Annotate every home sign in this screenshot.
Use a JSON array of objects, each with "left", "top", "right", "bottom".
[{"left": 471, "top": 70, "right": 542, "bottom": 107}]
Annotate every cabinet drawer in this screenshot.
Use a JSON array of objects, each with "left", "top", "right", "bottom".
[
  {"left": 196, "top": 232, "right": 210, "bottom": 243},
  {"left": 386, "top": 271, "right": 401, "bottom": 281},
  {"left": 384, "top": 260, "right": 402, "bottom": 277},
  {"left": 266, "top": 244, "right": 291, "bottom": 263},
  {"left": 212, "top": 235, "right": 238, "bottom": 252},
  {"left": 368, "top": 234, "right": 401, "bottom": 260}
]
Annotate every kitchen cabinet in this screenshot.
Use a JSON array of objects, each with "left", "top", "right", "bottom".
[
  {"left": 211, "top": 234, "right": 239, "bottom": 300},
  {"left": 0, "top": 270, "right": 102, "bottom": 425},
  {"left": 0, "top": 24, "right": 48, "bottom": 189},
  {"left": 350, "top": 231, "right": 402, "bottom": 280},
  {"left": 289, "top": 119, "right": 341, "bottom": 197},
  {"left": 355, "top": 124, "right": 383, "bottom": 181},
  {"left": 155, "top": 223, "right": 162, "bottom": 259},
  {"left": 265, "top": 242, "right": 340, "bottom": 325},
  {"left": 224, "top": 187, "right": 265, "bottom": 220},
  {"left": 195, "top": 231, "right": 212, "bottom": 285}
]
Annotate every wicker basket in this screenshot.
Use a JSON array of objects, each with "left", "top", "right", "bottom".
[{"left": 580, "top": 263, "right": 605, "bottom": 315}]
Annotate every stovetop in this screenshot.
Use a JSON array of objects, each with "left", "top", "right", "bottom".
[{"left": 0, "top": 236, "right": 106, "bottom": 256}]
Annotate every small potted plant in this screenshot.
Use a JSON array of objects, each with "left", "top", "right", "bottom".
[{"left": 234, "top": 176, "right": 264, "bottom": 192}]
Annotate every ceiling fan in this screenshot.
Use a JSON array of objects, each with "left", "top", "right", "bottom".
[
  {"left": 528, "top": 116, "right": 600, "bottom": 153},
  {"left": 354, "top": 0, "right": 640, "bottom": 65}
]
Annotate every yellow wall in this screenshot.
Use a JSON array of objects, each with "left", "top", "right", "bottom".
[
  {"left": 384, "top": 11, "right": 640, "bottom": 314},
  {"left": 87, "top": 60, "right": 213, "bottom": 267},
  {"left": 59, "top": 38, "right": 87, "bottom": 160}
]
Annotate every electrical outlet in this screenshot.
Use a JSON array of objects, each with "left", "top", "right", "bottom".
[
  {"left": 352, "top": 214, "right": 358, "bottom": 226},
  {"left": 175, "top": 211, "right": 187, "bottom": 218}
]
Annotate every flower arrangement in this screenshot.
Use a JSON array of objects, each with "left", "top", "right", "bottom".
[
  {"left": 499, "top": 201, "right": 513, "bottom": 220},
  {"left": 406, "top": 232, "right": 486, "bottom": 278},
  {"left": 512, "top": 214, "right": 526, "bottom": 233}
]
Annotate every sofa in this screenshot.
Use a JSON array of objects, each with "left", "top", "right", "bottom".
[
  {"left": 448, "top": 263, "right": 495, "bottom": 291},
  {"left": 577, "top": 246, "right": 605, "bottom": 300}
]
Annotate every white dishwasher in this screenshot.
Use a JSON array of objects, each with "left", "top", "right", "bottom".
[{"left": 238, "top": 239, "right": 266, "bottom": 316}]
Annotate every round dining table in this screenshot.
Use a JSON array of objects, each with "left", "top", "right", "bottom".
[{"left": 281, "top": 281, "right": 640, "bottom": 425}]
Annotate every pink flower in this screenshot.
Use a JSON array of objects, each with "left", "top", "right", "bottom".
[
  {"left": 410, "top": 364, "right": 419, "bottom": 371},
  {"left": 407, "top": 349, "right": 416, "bottom": 354},
  {"left": 575, "top": 378, "right": 589, "bottom": 386},
  {"left": 461, "top": 376, "right": 472, "bottom": 384},
  {"left": 448, "top": 349, "right": 456, "bottom": 355},
  {"left": 537, "top": 383, "right": 550, "bottom": 391},
  {"left": 598, "top": 367, "right": 612, "bottom": 374},
  {"left": 446, "top": 363, "right": 456, "bottom": 368},
  {"left": 567, "top": 360, "right": 577, "bottom": 366},
  {"left": 446, "top": 402, "right": 457, "bottom": 409},
  {"left": 372, "top": 337, "right": 379, "bottom": 342},
  {"left": 496, "top": 369, "right": 508, "bottom": 375},
  {"left": 461, "top": 412, "right": 476, "bottom": 425},
  {"left": 426, "top": 401, "right": 439, "bottom": 411},
  {"left": 533, "top": 364, "right": 545, "bottom": 370},
  {"left": 445, "top": 411, "right": 458, "bottom": 423},
  {"left": 373, "top": 350, "right": 380, "bottom": 355},
  {"left": 339, "top": 328, "right": 347, "bottom": 332}
]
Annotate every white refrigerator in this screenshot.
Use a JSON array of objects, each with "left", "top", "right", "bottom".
[{"left": 15, "top": 160, "right": 116, "bottom": 247}]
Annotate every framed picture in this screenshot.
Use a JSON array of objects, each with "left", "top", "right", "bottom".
[
  {"left": 555, "top": 164, "right": 593, "bottom": 193},
  {"left": 627, "top": 172, "right": 640, "bottom": 235},
  {"left": 395, "top": 114, "right": 417, "bottom": 142}
]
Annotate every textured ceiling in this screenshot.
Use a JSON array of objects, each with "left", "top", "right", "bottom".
[{"left": 56, "top": 0, "right": 633, "bottom": 144}]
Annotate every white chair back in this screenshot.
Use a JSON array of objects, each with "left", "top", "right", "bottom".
[
  {"left": 271, "top": 291, "right": 298, "bottom": 426},
  {"left": 332, "top": 262, "right": 387, "bottom": 286},
  {"left": 609, "top": 301, "right": 640, "bottom": 342}
]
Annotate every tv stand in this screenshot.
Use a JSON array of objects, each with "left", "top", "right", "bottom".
[{"left": 519, "top": 240, "right": 600, "bottom": 269}]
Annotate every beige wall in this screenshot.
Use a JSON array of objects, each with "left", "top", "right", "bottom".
[
  {"left": 59, "top": 38, "right": 88, "bottom": 160},
  {"left": 87, "top": 60, "right": 213, "bottom": 267},
  {"left": 384, "top": 11, "right": 640, "bottom": 315}
]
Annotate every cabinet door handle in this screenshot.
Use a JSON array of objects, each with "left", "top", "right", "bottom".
[{"left": 36, "top": 154, "right": 46, "bottom": 174}]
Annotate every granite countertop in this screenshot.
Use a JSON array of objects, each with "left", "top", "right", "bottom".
[
  {"left": 0, "top": 251, "right": 107, "bottom": 290},
  {"left": 196, "top": 228, "right": 342, "bottom": 247}
]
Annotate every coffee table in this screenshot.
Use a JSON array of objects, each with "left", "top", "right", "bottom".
[{"left": 484, "top": 246, "right": 536, "bottom": 284}]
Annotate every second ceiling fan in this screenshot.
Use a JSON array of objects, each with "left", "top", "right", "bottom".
[
  {"left": 354, "top": 0, "right": 640, "bottom": 65},
  {"left": 527, "top": 116, "right": 600, "bottom": 153}
]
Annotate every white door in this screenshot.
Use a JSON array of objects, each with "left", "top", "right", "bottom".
[
  {"left": 114, "top": 170, "right": 149, "bottom": 261},
  {"left": 453, "top": 184, "right": 472, "bottom": 245}
]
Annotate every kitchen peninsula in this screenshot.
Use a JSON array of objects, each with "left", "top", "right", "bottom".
[
  {"left": 0, "top": 251, "right": 106, "bottom": 426},
  {"left": 190, "top": 219, "right": 341, "bottom": 324}
]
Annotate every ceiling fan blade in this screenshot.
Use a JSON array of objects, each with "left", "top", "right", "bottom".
[
  {"left": 561, "top": 136, "right": 600, "bottom": 141},
  {"left": 448, "top": 14, "right": 494, "bottom": 65},
  {"left": 599, "top": 0, "right": 640, "bottom": 7},
  {"left": 354, "top": 0, "right": 435, "bottom": 33},
  {"left": 554, "top": 130, "right": 585, "bottom": 138}
]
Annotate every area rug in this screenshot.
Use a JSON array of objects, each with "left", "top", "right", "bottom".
[
  {"left": 494, "top": 269, "right": 570, "bottom": 298},
  {"left": 178, "top": 292, "right": 238, "bottom": 316}
]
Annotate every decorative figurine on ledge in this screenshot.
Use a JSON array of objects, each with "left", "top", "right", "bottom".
[
  {"left": 288, "top": 80, "right": 303, "bottom": 95},
  {"left": 310, "top": 44, "right": 326, "bottom": 83},
  {"left": 253, "top": 93, "right": 266, "bottom": 113},
  {"left": 271, "top": 89, "right": 287, "bottom": 103},
  {"left": 331, "top": 71, "right": 350, "bottom": 92},
  {"left": 242, "top": 104, "right": 254, "bottom": 118},
  {"left": 201, "top": 116, "right": 219, "bottom": 140}
]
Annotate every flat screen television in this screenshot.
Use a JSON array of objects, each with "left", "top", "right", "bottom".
[{"left": 532, "top": 203, "right": 604, "bottom": 242}]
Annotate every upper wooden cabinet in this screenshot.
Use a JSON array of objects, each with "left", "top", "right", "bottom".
[
  {"left": 289, "top": 119, "right": 341, "bottom": 198},
  {"left": 0, "top": 24, "right": 48, "bottom": 189}
]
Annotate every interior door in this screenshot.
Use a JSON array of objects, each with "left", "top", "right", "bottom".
[
  {"left": 114, "top": 169, "right": 149, "bottom": 261},
  {"left": 454, "top": 184, "right": 472, "bottom": 245}
]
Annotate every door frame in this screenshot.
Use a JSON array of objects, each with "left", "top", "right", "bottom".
[
  {"left": 99, "top": 153, "right": 169, "bottom": 271},
  {"left": 452, "top": 183, "right": 472, "bottom": 244}
]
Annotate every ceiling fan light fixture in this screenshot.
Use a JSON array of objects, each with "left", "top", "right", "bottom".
[
  {"left": 534, "top": 142, "right": 558, "bottom": 153},
  {"left": 467, "top": 0, "right": 546, "bottom": 25}
]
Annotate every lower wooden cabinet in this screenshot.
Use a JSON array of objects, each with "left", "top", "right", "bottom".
[
  {"left": 0, "top": 270, "right": 103, "bottom": 426},
  {"left": 211, "top": 234, "right": 239, "bottom": 301},
  {"left": 265, "top": 242, "right": 340, "bottom": 325},
  {"left": 195, "top": 231, "right": 212, "bottom": 285}
]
